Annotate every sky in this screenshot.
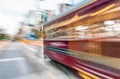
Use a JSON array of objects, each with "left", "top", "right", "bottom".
[{"left": 0, "top": 0, "right": 79, "bottom": 35}]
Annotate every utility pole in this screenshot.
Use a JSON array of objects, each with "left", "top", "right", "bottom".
[
  {"left": 36, "top": 0, "right": 45, "bottom": 62},
  {"left": 71, "top": 0, "right": 75, "bottom": 5},
  {"left": 36, "top": 0, "right": 44, "bottom": 10}
]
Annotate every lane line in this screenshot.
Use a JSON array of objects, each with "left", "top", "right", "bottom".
[{"left": 0, "top": 57, "right": 25, "bottom": 62}]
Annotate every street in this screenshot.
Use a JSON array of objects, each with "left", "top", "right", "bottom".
[{"left": 0, "top": 42, "right": 79, "bottom": 79}]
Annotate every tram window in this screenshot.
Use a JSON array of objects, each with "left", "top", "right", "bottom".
[{"left": 45, "top": 3, "right": 120, "bottom": 39}]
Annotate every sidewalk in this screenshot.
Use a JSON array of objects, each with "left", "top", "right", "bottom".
[
  {"left": 0, "top": 41, "right": 10, "bottom": 52},
  {"left": 19, "top": 39, "right": 44, "bottom": 47}
]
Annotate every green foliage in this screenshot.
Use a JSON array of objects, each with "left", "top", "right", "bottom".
[
  {"left": 0, "top": 28, "right": 5, "bottom": 39},
  {"left": 33, "top": 29, "right": 42, "bottom": 38},
  {"left": 0, "top": 33, "right": 5, "bottom": 39}
]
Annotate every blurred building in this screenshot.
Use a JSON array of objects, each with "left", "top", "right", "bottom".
[
  {"left": 44, "top": 10, "right": 56, "bottom": 20},
  {"left": 26, "top": 10, "right": 55, "bottom": 25},
  {"left": 17, "top": 9, "right": 54, "bottom": 39},
  {"left": 59, "top": 3, "right": 73, "bottom": 13}
]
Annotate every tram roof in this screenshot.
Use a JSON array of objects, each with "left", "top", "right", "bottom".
[{"left": 43, "top": 0, "right": 111, "bottom": 27}]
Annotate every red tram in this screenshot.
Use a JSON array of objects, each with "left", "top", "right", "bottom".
[{"left": 43, "top": 0, "right": 120, "bottom": 78}]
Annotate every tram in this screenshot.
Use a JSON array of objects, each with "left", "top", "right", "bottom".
[{"left": 43, "top": 0, "right": 120, "bottom": 78}]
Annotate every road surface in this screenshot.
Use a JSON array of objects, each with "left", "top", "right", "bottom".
[{"left": 0, "top": 42, "right": 79, "bottom": 79}]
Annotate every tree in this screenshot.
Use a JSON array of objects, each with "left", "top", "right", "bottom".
[
  {"left": 32, "top": 28, "right": 42, "bottom": 38},
  {"left": 0, "top": 28, "right": 5, "bottom": 39}
]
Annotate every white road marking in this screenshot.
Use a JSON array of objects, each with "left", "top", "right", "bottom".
[{"left": 0, "top": 57, "right": 25, "bottom": 62}]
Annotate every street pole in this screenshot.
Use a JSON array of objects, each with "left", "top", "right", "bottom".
[
  {"left": 36, "top": 0, "right": 45, "bottom": 62},
  {"left": 36, "top": 0, "right": 44, "bottom": 10}
]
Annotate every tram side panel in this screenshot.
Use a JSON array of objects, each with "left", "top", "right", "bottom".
[{"left": 44, "top": 39, "right": 120, "bottom": 78}]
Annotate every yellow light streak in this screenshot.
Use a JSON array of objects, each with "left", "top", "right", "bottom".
[
  {"left": 90, "top": 4, "right": 115, "bottom": 16},
  {"left": 73, "top": 67, "right": 100, "bottom": 79}
]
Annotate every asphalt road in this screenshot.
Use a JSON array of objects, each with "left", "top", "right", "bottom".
[{"left": 0, "top": 42, "right": 79, "bottom": 79}]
